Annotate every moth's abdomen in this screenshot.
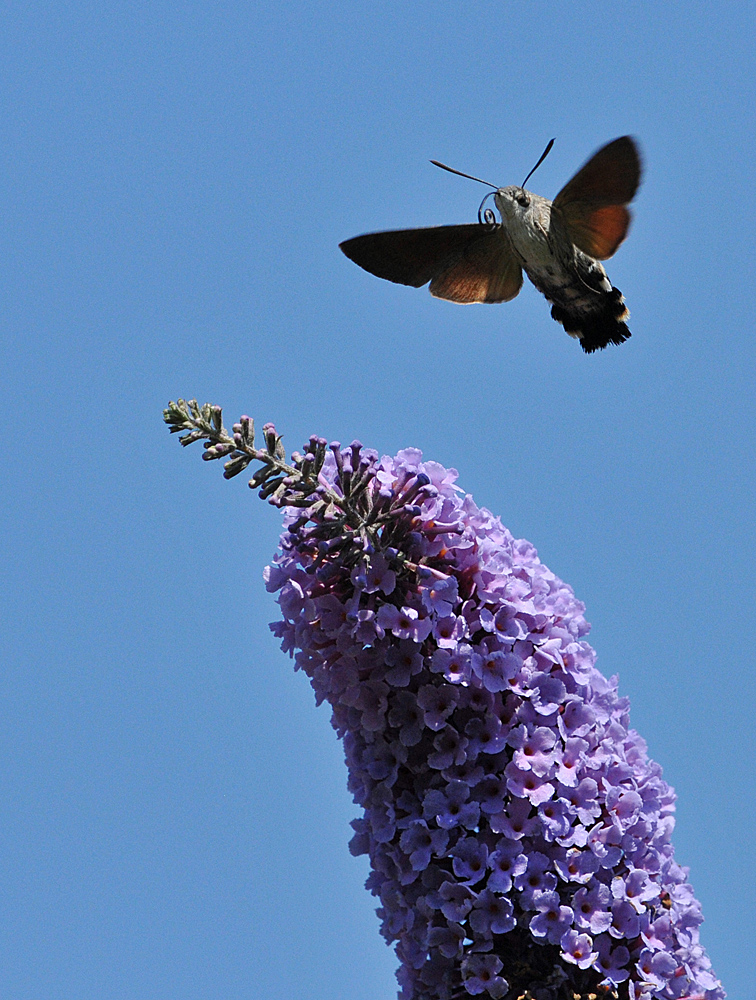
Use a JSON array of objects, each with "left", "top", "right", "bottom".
[
  {"left": 550, "top": 286, "right": 630, "bottom": 353},
  {"left": 524, "top": 255, "right": 631, "bottom": 353}
]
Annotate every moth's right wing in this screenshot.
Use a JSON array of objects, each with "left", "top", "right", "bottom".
[{"left": 340, "top": 224, "right": 523, "bottom": 303}]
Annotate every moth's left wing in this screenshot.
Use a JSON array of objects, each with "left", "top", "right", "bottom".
[{"left": 552, "top": 136, "right": 642, "bottom": 260}]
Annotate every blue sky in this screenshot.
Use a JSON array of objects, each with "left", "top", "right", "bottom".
[{"left": 2, "top": 4, "right": 754, "bottom": 998}]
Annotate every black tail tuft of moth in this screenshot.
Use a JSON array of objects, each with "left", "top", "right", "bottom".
[{"left": 550, "top": 287, "right": 631, "bottom": 354}]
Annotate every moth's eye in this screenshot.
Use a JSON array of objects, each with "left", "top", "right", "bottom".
[{"left": 516, "top": 192, "right": 530, "bottom": 208}]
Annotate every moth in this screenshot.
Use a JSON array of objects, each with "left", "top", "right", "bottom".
[{"left": 339, "top": 136, "right": 642, "bottom": 353}]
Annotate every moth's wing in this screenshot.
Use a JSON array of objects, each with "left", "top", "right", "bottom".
[
  {"left": 551, "top": 136, "right": 642, "bottom": 260},
  {"left": 554, "top": 136, "right": 641, "bottom": 209},
  {"left": 429, "top": 228, "right": 523, "bottom": 303},
  {"left": 339, "top": 224, "right": 522, "bottom": 302},
  {"left": 340, "top": 224, "right": 486, "bottom": 287},
  {"left": 552, "top": 203, "right": 632, "bottom": 261}
]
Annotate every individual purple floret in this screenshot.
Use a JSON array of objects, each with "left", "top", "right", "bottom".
[{"left": 263, "top": 444, "right": 724, "bottom": 1000}]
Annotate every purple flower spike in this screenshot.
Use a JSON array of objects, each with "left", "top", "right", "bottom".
[{"left": 261, "top": 444, "right": 724, "bottom": 1000}]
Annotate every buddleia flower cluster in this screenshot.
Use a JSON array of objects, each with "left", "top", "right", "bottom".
[{"left": 164, "top": 400, "right": 724, "bottom": 1000}]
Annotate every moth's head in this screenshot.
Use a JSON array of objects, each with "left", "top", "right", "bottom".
[{"left": 494, "top": 185, "right": 533, "bottom": 222}]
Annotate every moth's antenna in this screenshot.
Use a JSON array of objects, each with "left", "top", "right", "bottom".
[
  {"left": 520, "top": 138, "right": 555, "bottom": 189},
  {"left": 430, "top": 160, "right": 498, "bottom": 190}
]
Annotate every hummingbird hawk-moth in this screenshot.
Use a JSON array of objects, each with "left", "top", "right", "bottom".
[{"left": 339, "top": 136, "right": 642, "bottom": 353}]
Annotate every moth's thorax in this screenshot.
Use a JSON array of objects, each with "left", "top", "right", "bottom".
[
  {"left": 494, "top": 187, "right": 554, "bottom": 264},
  {"left": 494, "top": 184, "right": 613, "bottom": 314}
]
